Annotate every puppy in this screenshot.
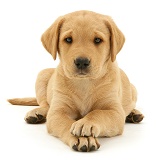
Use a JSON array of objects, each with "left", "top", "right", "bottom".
[{"left": 8, "top": 10, "right": 144, "bottom": 152}]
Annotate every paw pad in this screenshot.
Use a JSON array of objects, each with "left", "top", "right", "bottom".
[
  {"left": 126, "top": 112, "right": 144, "bottom": 123},
  {"left": 25, "top": 114, "right": 46, "bottom": 124}
]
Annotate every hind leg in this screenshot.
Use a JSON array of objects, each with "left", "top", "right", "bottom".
[
  {"left": 126, "top": 109, "right": 144, "bottom": 123},
  {"left": 25, "top": 68, "right": 54, "bottom": 124},
  {"left": 25, "top": 107, "right": 49, "bottom": 124},
  {"left": 125, "top": 84, "right": 144, "bottom": 123}
]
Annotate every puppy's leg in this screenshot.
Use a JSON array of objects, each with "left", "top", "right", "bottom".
[
  {"left": 126, "top": 109, "right": 144, "bottom": 123},
  {"left": 125, "top": 84, "right": 144, "bottom": 123},
  {"left": 25, "top": 68, "right": 54, "bottom": 124},
  {"left": 71, "top": 105, "right": 125, "bottom": 138},
  {"left": 47, "top": 107, "right": 100, "bottom": 152}
]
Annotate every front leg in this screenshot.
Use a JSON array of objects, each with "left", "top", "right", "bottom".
[
  {"left": 46, "top": 106, "right": 100, "bottom": 152},
  {"left": 71, "top": 107, "right": 125, "bottom": 138}
]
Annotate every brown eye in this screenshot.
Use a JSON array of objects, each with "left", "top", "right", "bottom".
[
  {"left": 65, "top": 37, "right": 72, "bottom": 43},
  {"left": 94, "top": 38, "right": 102, "bottom": 44}
]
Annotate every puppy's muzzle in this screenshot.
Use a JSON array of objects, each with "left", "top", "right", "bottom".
[{"left": 74, "top": 57, "right": 90, "bottom": 70}]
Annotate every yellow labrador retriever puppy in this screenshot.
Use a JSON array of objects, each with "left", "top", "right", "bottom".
[{"left": 8, "top": 10, "right": 144, "bottom": 152}]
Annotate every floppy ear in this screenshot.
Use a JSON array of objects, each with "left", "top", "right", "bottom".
[
  {"left": 105, "top": 16, "right": 125, "bottom": 62},
  {"left": 41, "top": 16, "right": 64, "bottom": 60}
]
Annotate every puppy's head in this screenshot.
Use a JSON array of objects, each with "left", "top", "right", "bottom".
[{"left": 41, "top": 11, "right": 125, "bottom": 79}]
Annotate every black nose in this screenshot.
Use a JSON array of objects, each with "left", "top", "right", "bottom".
[{"left": 74, "top": 57, "right": 90, "bottom": 69}]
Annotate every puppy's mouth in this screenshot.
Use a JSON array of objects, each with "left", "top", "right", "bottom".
[{"left": 75, "top": 69, "right": 89, "bottom": 77}]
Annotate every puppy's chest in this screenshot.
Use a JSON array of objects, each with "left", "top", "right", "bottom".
[
  {"left": 70, "top": 83, "right": 96, "bottom": 117},
  {"left": 74, "top": 93, "right": 93, "bottom": 117}
]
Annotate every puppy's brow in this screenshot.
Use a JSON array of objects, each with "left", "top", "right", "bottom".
[
  {"left": 94, "top": 31, "right": 106, "bottom": 41},
  {"left": 61, "top": 29, "right": 73, "bottom": 39}
]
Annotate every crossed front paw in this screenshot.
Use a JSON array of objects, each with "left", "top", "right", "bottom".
[
  {"left": 70, "top": 119, "right": 100, "bottom": 137},
  {"left": 71, "top": 136, "right": 100, "bottom": 152}
]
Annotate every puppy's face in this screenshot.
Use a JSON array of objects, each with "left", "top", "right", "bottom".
[
  {"left": 41, "top": 11, "right": 125, "bottom": 79},
  {"left": 59, "top": 15, "right": 111, "bottom": 79}
]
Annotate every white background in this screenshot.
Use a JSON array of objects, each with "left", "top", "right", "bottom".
[{"left": 0, "top": 0, "right": 160, "bottom": 159}]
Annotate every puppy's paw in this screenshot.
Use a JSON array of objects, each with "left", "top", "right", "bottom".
[
  {"left": 126, "top": 109, "right": 144, "bottom": 123},
  {"left": 70, "top": 119, "right": 100, "bottom": 137},
  {"left": 25, "top": 107, "right": 48, "bottom": 124},
  {"left": 71, "top": 136, "right": 100, "bottom": 152}
]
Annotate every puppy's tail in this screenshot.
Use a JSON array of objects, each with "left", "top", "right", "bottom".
[{"left": 8, "top": 97, "right": 39, "bottom": 106}]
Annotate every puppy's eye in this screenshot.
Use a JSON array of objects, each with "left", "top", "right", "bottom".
[
  {"left": 94, "top": 38, "right": 102, "bottom": 44},
  {"left": 65, "top": 37, "right": 72, "bottom": 43}
]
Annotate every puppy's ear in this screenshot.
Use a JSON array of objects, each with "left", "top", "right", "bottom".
[
  {"left": 105, "top": 16, "right": 125, "bottom": 62},
  {"left": 41, "top": 16, "right": 64, "bottom": 60}
]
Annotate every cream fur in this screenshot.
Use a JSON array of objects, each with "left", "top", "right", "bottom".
[{"left": 8, "top": 10, "right": 143, "bottom": 152}]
